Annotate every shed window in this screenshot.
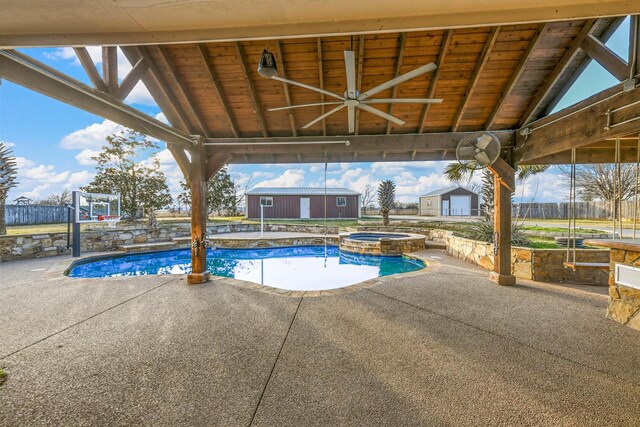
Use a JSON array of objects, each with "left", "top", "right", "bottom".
[
  {"left": 337, "top": 196, "right": 347, "bottom": 207},
  {"left": 260, "top": 197, "right": 273, "bottom": 207},
  {"left": 426, "top": 200, "right": 432, "bottom": 207}
]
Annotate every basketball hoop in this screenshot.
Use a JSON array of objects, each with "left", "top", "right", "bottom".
[{"left": 97, "top": 215, "right": 121, "bottom": 228}]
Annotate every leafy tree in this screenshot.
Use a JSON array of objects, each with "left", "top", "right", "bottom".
[
  {"left": 36, "top": 190, "right": 72, "bottom": 206},
  {"left": 377, "top": 180, "right": 396, "bottom": 226},
  {"left": 81, "top": 130, "right": 172, "bottom": 219},
  {"left": 360, "top": 184, "right": 375, "bottom": 215},
  {"left": 0, "top": 143, "right": 18, "bottom": 235},
  {"left": 179, "top": 166, "right": 237, "bottom": 216}
]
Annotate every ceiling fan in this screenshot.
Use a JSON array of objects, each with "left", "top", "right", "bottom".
[{"left": 258, "top": 49, "right": 443, "bottom": 133}]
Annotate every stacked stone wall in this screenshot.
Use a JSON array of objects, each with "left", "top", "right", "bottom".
[{"left": 607, "top": 248, "right": 640, "bottom": 331}]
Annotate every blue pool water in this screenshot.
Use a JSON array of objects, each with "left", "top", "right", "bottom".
[{"left": 67, "top": 246, "right": 424, "bottom": 291}]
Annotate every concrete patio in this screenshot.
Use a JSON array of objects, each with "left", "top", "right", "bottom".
[{"left": 0, "top": 251, "right": 639, "bottom": 426}]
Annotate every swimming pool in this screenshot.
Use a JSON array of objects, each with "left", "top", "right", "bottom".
[{"left": 67, "top": 246, "right": 424, "bottom": 291}]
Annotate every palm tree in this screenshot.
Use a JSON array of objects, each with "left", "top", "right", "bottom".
[
  {"left": 0, "top": 143, "right": 18, "bottom": 235},
  {"left": 377, "top": 180, "right": 396, "bottom": 226}
]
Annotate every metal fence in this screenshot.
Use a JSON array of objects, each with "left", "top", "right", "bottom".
[
  {"left": 5, "top": 205, "right": 68, "bottom": 225},
  {"left": 513, "top": 201, "right": 639, "bottom": 220}
]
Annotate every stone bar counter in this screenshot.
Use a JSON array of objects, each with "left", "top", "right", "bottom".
[{"left": 584, "top": 239, "right": 640, "bottom": 331}]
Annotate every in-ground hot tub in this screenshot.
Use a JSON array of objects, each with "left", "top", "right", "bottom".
[{"left": 339, "top": 231, "right": 426, "bottom": 256}]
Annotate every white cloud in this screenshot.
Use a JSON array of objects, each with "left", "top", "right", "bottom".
[
  {"left": 255, "top": 169, "right": 305, "bottom": 188},
  {"left": 74, "top": 149, "right": 101, "bottom": 166},
  {"left": 60, "top": 120, "right": 121, "bottom": 150},
  {"left": 8, "top": 156, "right": 95, "bottom": 201}
]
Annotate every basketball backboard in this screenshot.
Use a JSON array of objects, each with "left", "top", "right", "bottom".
[{"left": 74, "top": 191, "right": 121, "bottom": 223}]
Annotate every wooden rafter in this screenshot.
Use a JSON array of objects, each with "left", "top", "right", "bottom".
[
  {"left": 73, "top": 47, "right": 107, "bottom": 92},
  {"left": 235, "top": 42, "right": 269, "bottom": 138},
  {"left": 168, "top": 145, "right": 191, "bottom": 179},
  {"left": 0, "top": 49, "right": 193, "bottom": 147},
  {"left": 156, "top": 46, "right": 210, "bottom": 137},
  {"left": 581, "top": 33, "right": 628, "bottom": 81},
  {"left": 542, "top": 17, "right": 623, "bottom": 116},
  {"left": 206, "top": 153, "right": 232, "bottom": 180},
  {"left": 517, "top": 83, "right": 640, "bottom": 163},
  {"left": 121, "top": 46, "right": 191, "bottom": 134},
  {"left": 485, "top": 24, "right": 548, "bottom": 130},
  {"left": 386, "top": 33, "right": 407, "bottom": 134},
  {"left": 317, "top": 38, "right": 327, "bottom": 136},
  {"left": 275, "top": 40, "right": 297, "bottom": 137},
  {"left": 518, "top": 19, "right": 597, "bottom": 126},
  {"left": 102, "top": 46, "right": 118, "bottom": 95},
  {"left": 451, "top": 27, "right": 500, "bottom": 132},
  {"left": 354, "top": 35, "right": 365, "bottom": 135},
  {"left": 117, "top": 57, "right": 149, "bottom": 101},
  {"left": 196, "top": 44, "right": 239, "bottom": 138},
  {"left": 419, "top": 30, "right": 452, "bottom": 133},
  {"left": 631, "top": 15, "right": 640, "bottom": 79}
]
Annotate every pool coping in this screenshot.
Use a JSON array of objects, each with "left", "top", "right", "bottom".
[{"left": 46, "top": 249, "right": 434, "bottom": 298}]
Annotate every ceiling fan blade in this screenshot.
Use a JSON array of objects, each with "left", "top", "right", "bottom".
[
  {"left": 457, "top": 146, "right": 478, "bottom": 158},
  {"left": 360, "top": 98, "right": 443, "bottom": 104},
  {"left": 475, "top": 133, "right": 493, "bottom": 150},
  {"left": 344, "top": 50, "right": 357, "bottom": 99},
  {"left": 272, "top": 76, "right": 345, "bottom": 101},
  {"left": 474, "top": 151, "right": 492, "bottom": 166},
  {"left": 356, "top": 103, "right": 404, "bottom": 126},
  {"left": 358, "top": 63, "right": 437, "bottom": 100},
  {"left": 268, "top": 102, "right": 343, "bottom": 112},
  {"left": 348, "top": 105, "right": 355, "bottom": 133},
  {"left": 302, "top": 104, "right": 346, "bottom": 129}
]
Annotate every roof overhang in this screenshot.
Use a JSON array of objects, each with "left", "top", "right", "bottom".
[{"left": 1, "top": 0, "right": 637, "bottom": 48}]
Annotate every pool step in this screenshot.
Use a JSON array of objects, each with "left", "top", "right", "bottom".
[
  {"left": 424, "top": 241, "right": 447, "bottom": 250},
  {"left": 118, "top": 241, "right": 178, "bottom": 253}
]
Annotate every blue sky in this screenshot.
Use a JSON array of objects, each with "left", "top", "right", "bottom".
[{"left": 0, "top": 18, "right": 630, "bottom": 206}]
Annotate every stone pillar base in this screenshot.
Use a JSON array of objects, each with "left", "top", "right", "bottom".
[
  {"left": 187, "top": 271, "right": 210, "bottom": 285},
  {"left": 490, "top": 271, "right": 516, "bottom": 286}
]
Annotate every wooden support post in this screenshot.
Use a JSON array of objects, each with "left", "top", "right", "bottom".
[
  {"left": 187, "top": 145, "right": 210, "bottom": 285},
  {"left": 102, "top": 46, "right": 118, "bottom": 95},
  {"left": 488, "top": 157, "right": 516, "bottom": 285}
]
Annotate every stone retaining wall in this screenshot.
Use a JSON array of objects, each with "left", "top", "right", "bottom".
[
  {"left": 607, "top": 248, "right": 640, "bottom": 331},
  {"left": 339, "top": 232, "right": 426, "bottom": 256},
  {"left": 445, "top": 235, "right": 609, "bottom": 285},
  {"left": 0, "top": 223, "right": 339, "bottom": 262},
  {"left": 210, "top": 236, "right": 339, "bottom": 249}
]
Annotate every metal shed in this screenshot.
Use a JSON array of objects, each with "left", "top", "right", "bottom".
[
  {"left": 419, "top": 186, "right": 480, "bottom": 217},
  {"left": 246, "top": 187, "right": 360, "bottom": 220}
]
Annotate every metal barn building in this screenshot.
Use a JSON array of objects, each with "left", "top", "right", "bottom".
[
  {"left": 246, "top": 187, "right": 360, "bottom": 219},
  {"left": 419, "top": 186, "right": 480, "bottom": 217}
]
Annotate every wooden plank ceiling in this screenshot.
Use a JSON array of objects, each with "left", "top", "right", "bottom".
[{"left": 134, "top": 18, "right": 616, "bottom": 142}]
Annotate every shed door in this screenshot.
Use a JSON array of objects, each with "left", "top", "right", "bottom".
[
  {"left": 441, "top": 200, "right": 449, "bottom": 216},
  {"left": 300, "top": 198, "right": 311, "bottom": 219},
  {"left": 450, "top": 195, "right": 471, "bottom": 216}
]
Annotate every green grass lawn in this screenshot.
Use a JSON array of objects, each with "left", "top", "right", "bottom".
[
  {"left": 525, "top": 237, "right": 563, "bottom": 249},
  {"left": 521, "top": 225, "right": 605, "bottom": 234}
]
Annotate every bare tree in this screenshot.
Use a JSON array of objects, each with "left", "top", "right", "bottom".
[
  {"left": 36, "top": 190, "right": 72, "bottom": 206},
  {"left": 360, "top": 184, "right": 375, "bottom": 215},
  {"left": 558, "top": 164, "right": 637, "bottom": 203}
]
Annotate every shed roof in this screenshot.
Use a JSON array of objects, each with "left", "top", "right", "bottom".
[
  {"left": 246, "top": 187, "right": 360, "bottom": 196},
  {"left": 421, "top": 186, "right": 478, "bottom": 197}
]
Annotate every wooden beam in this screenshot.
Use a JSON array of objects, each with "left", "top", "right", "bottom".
[
  {"left": 489, "top": 158, "right": 516, "bottom": 286},
  {"left": 521, "top": 145, "right": 640, "bottom": 165},
  {"left": 419, "top": 30, "right": 452, "bottom": 133},
  {"left": 205, "top": 131, "right": 513, "bottom": 155},
  {"left": 206, "top": 153, "right": 232, "bottom": 181},
  {"left": 355, "top": 35, "right": 365, "bottom": 135},
  {"left": 121, "top": 46, "right": 190, "bottom": 134},
  {"left": 275, "top": 40, "right": 297, "bottom": 137},
  {"left": 102, "top": 46, "right": 118, "bottom": 95},
  {"left": 225, "top": 150, "right": 459, "bottom": 164},
  {"left": 186, "top": 146, "right": 210, "bottom": 285},
  {"left": 235, "top": 42, "right": 269, "bottom": 138},
  {"left": 582, "top": 33, "right": 628, "bottom": 81},
  {"left": 317, "top": 37, "right": 327, "bottom": 136},
  {"left": 519, "top": 19, "right": 597, "bottom": 126},
  {"left": 516, "top": 83, "right": 640, "bottom": 163},
  {"left": 485, "top": 24, "right": 548, "bottom": 130},
  {"left": 543, "top": 17, "right": 624, "bottom": 116},
  {"left": 630, "top": 15, "right": 640, "bottom": 79},
  {"left": 0, "top": 49, "right": 193, "bottom": 147},
  {"left": 73, "top": 47, "right": 107, "bottom": 92},
  {"left": 196, "top": 44, "right": 239, "bottom": 137},
  {"left": 116, "top": 57, "right": 148, "bottom": 101},
  {"left": 156, "top": 46, "right": 210, "bottom": 137},
  {"left": 452, "top": 27, "right": 500, "bottom": 132},
  {"left": 168, "top": 145, "right": 191, "bottom": 179},
  {"left": 386, "top": 33, "right": 407, "bottom": 134}
]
